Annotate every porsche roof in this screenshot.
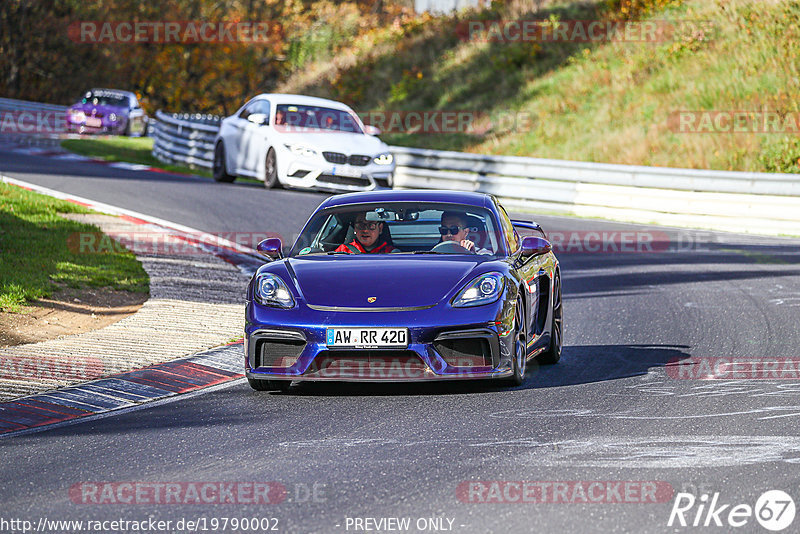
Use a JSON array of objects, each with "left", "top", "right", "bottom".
[{"left": 318, "top": 190, "right": 494, "bottom": 209}]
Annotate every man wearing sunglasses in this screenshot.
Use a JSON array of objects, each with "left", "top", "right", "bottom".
[
  {"left": 439, "top": 211, "right": 490, "bottom": 254},
  {"left": 335, "top": 212, "right": 396, "bottom": 254}
]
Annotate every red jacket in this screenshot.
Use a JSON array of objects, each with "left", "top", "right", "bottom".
[{"left": 335, "top": 240, "right": 395, "bottom": 254}]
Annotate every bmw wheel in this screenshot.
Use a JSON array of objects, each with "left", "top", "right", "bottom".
[
  {"left": 213, "top": 142, "right": 236, "bottom": 183},
  {"left": 264, "top": 147, "right": 280, "bottom": 189},
  {"left": 537, "top": 273, "right": 562, "bottom": 364}
]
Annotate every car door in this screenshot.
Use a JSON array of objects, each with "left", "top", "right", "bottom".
[
  {"left": 228, "top": 101, "right": 255, "bottom": 175},
  {"left": 239, "top": 100, "right": 271, "bottom": 177}
]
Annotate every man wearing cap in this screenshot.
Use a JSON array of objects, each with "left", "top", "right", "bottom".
[{"left": 335, "top": 212, "right": 396, "bottom": 254}]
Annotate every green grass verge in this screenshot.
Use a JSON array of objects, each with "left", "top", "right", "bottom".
[
  {"left": 60, "top": 137, "right": 212, "bottom": 178},
  {"left": 0, "top": 183, "right": 149, "bottom": 312}
]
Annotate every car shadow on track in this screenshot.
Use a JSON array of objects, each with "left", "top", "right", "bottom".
[{"left": 273, "top": 343, "right": 691, "bottom": 397}]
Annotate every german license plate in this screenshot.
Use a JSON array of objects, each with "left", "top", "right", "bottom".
[
  {"left": 85, "top": 117, "right": 102, "bottom": 127},
  {"left": 326, "top": 328, "right": 408, "bottom": 349},
  {"left": 331, "top": 165, "right": 361, "bottom": 178}
]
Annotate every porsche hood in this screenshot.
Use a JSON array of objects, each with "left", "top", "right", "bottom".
[{"left": 282, "top": 256, "right": 489, "bottom": 309}]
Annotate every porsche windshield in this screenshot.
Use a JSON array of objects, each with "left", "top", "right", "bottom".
[{"left": 289, "top": 203, "right": 504, "bottom": 257}]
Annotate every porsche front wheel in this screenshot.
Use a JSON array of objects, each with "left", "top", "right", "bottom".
[
  {"left": 502, "top": 296, "right": 527, "bottom": 387},
  {"left": 247, "top": 377, "right": 291, "bottom": 392}
]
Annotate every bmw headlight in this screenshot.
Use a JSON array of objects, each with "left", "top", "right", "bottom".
[
  {"left": 284, "top": 144, "right": 318, "bottom": 159},
  {"left": 374, "top": 152, "right": 393, "bottom": 165},
  {"left": 254, "top": 273, "right": 295, "bottom": 308},
  {"left": 452, "top": 272, "right": 505, "bottom": 308}
]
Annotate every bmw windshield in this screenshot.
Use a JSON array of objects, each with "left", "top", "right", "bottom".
[
  {"left": 275, "top": 104, "right": 363, "bottom": 133},
  {"left": 80, "top": 91, "right": 129, "bottom": 107}
]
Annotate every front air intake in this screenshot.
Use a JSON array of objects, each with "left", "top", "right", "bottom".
[
  {"left": 254, "top": 338, "right": 306, "bottom": 368},
  {"left": 434, "top": 338, "right": 492, "bottom": 367}
]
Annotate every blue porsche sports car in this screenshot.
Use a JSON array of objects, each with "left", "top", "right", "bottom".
[{"left": 245, "top": 190, "right": 562, "bottom": 391}]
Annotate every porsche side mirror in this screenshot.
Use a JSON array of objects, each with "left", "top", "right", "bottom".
[
  {"left": 364, "top": 125, "right": 382, "bottom": 136},
  {"left": 520, "top": 236, "right": 551, "bottom": 257},
  {"left": 247, "top": 113, "right": 268, "bottom": 126},
  {"left": 257, "top": 238, "right": 283, "bottom": 259}
]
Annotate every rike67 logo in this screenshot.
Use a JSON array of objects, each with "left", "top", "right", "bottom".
[{"left": 668, "top": 490, "right": 795, "bottom": 531}]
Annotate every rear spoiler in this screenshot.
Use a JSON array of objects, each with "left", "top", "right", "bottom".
[{"left": 511, "top": 219, "right": 547, "bottom": 240}]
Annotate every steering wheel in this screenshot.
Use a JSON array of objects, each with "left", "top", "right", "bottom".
[{"left": 431, "top": 241, "right": 471, "bottom": 254}]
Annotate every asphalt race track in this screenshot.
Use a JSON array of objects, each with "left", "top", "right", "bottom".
[{"left": 2, "top": 145, "right": 800, "bottom": 533}]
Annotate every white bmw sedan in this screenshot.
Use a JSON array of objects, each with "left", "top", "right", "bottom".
[{"left": 212, "top": 94, "right": 395, "bottom": 191}]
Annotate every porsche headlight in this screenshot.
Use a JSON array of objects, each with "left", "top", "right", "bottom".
[
  {"left": 284, "top": 144, "right": 318, "bottom": 159},
  {"left": 254, "top": 273, "right": 295, "bottom": 308},
  {"left": 452, "top": 272, "right": 504, "bottom": 308},
  {"left": 109, "top": 113, "right": 117, "bottom": 122},
  {"left": 374, "top": 152, "right": 393, "bottom": 165}
]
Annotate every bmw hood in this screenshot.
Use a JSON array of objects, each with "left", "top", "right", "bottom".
[
  {"left": 280, "top": 131, "right": 388, "bottom": 156},
  {"left": 285, "top": 256, "right": 485, "bottom": 308},
  {"left": 68, "top": 103, "right": 126, "bottom": 116}
]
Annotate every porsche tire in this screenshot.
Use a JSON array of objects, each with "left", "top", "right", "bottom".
[
  {"left": 501, "top": 296, "right": 527, "bottom": 387},
  {"left": 247, "top": 377, "right": 291, "bottom": 392},
  {"left": 537, "top": 273, "right": 562, "bottom": 364}
]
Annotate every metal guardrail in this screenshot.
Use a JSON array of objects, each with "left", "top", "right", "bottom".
[
  {"left": 0, "top": 97, "right": 68, "bottom": 114},
  {"left": 152, "top": 110, "right": 220, "bottom": 169},
  {"left": 151, "top": 111, "right": 800, "bottom": 236},
  {"left": 0, "top": 97, "right": 68, "bottom": 143}
]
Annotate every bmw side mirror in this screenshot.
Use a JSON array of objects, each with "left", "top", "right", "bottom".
[
  {"left": 364, "top": 125, "right": 382, "bottom": 136},
  {"left": 520, "top": 236, "right": 551, "bottom": 257},
  {"left": 257, "top": 238, "right": 283, "bottom": 260},
  {"left": 247, "top": 113, "right": 268, "bottom": 126}
]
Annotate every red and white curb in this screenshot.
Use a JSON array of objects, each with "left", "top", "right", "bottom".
[
  {"left": 0, "top": 177, "right": 272, "bottom": 435},
  {"left": 0, "top": 341, "right": 245, "bottom": 437}
]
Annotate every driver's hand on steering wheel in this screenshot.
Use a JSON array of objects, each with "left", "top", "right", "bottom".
[{"left": 460, "top": 239, "right": 476, "bottom": 251}]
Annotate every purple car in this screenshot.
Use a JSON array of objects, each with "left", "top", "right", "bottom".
[
  {"left": 66, "top": 89, "right": 147, "bottom": 136},
  {"left": 245, "top": 189, "right": 563, "bottom": 391}
]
